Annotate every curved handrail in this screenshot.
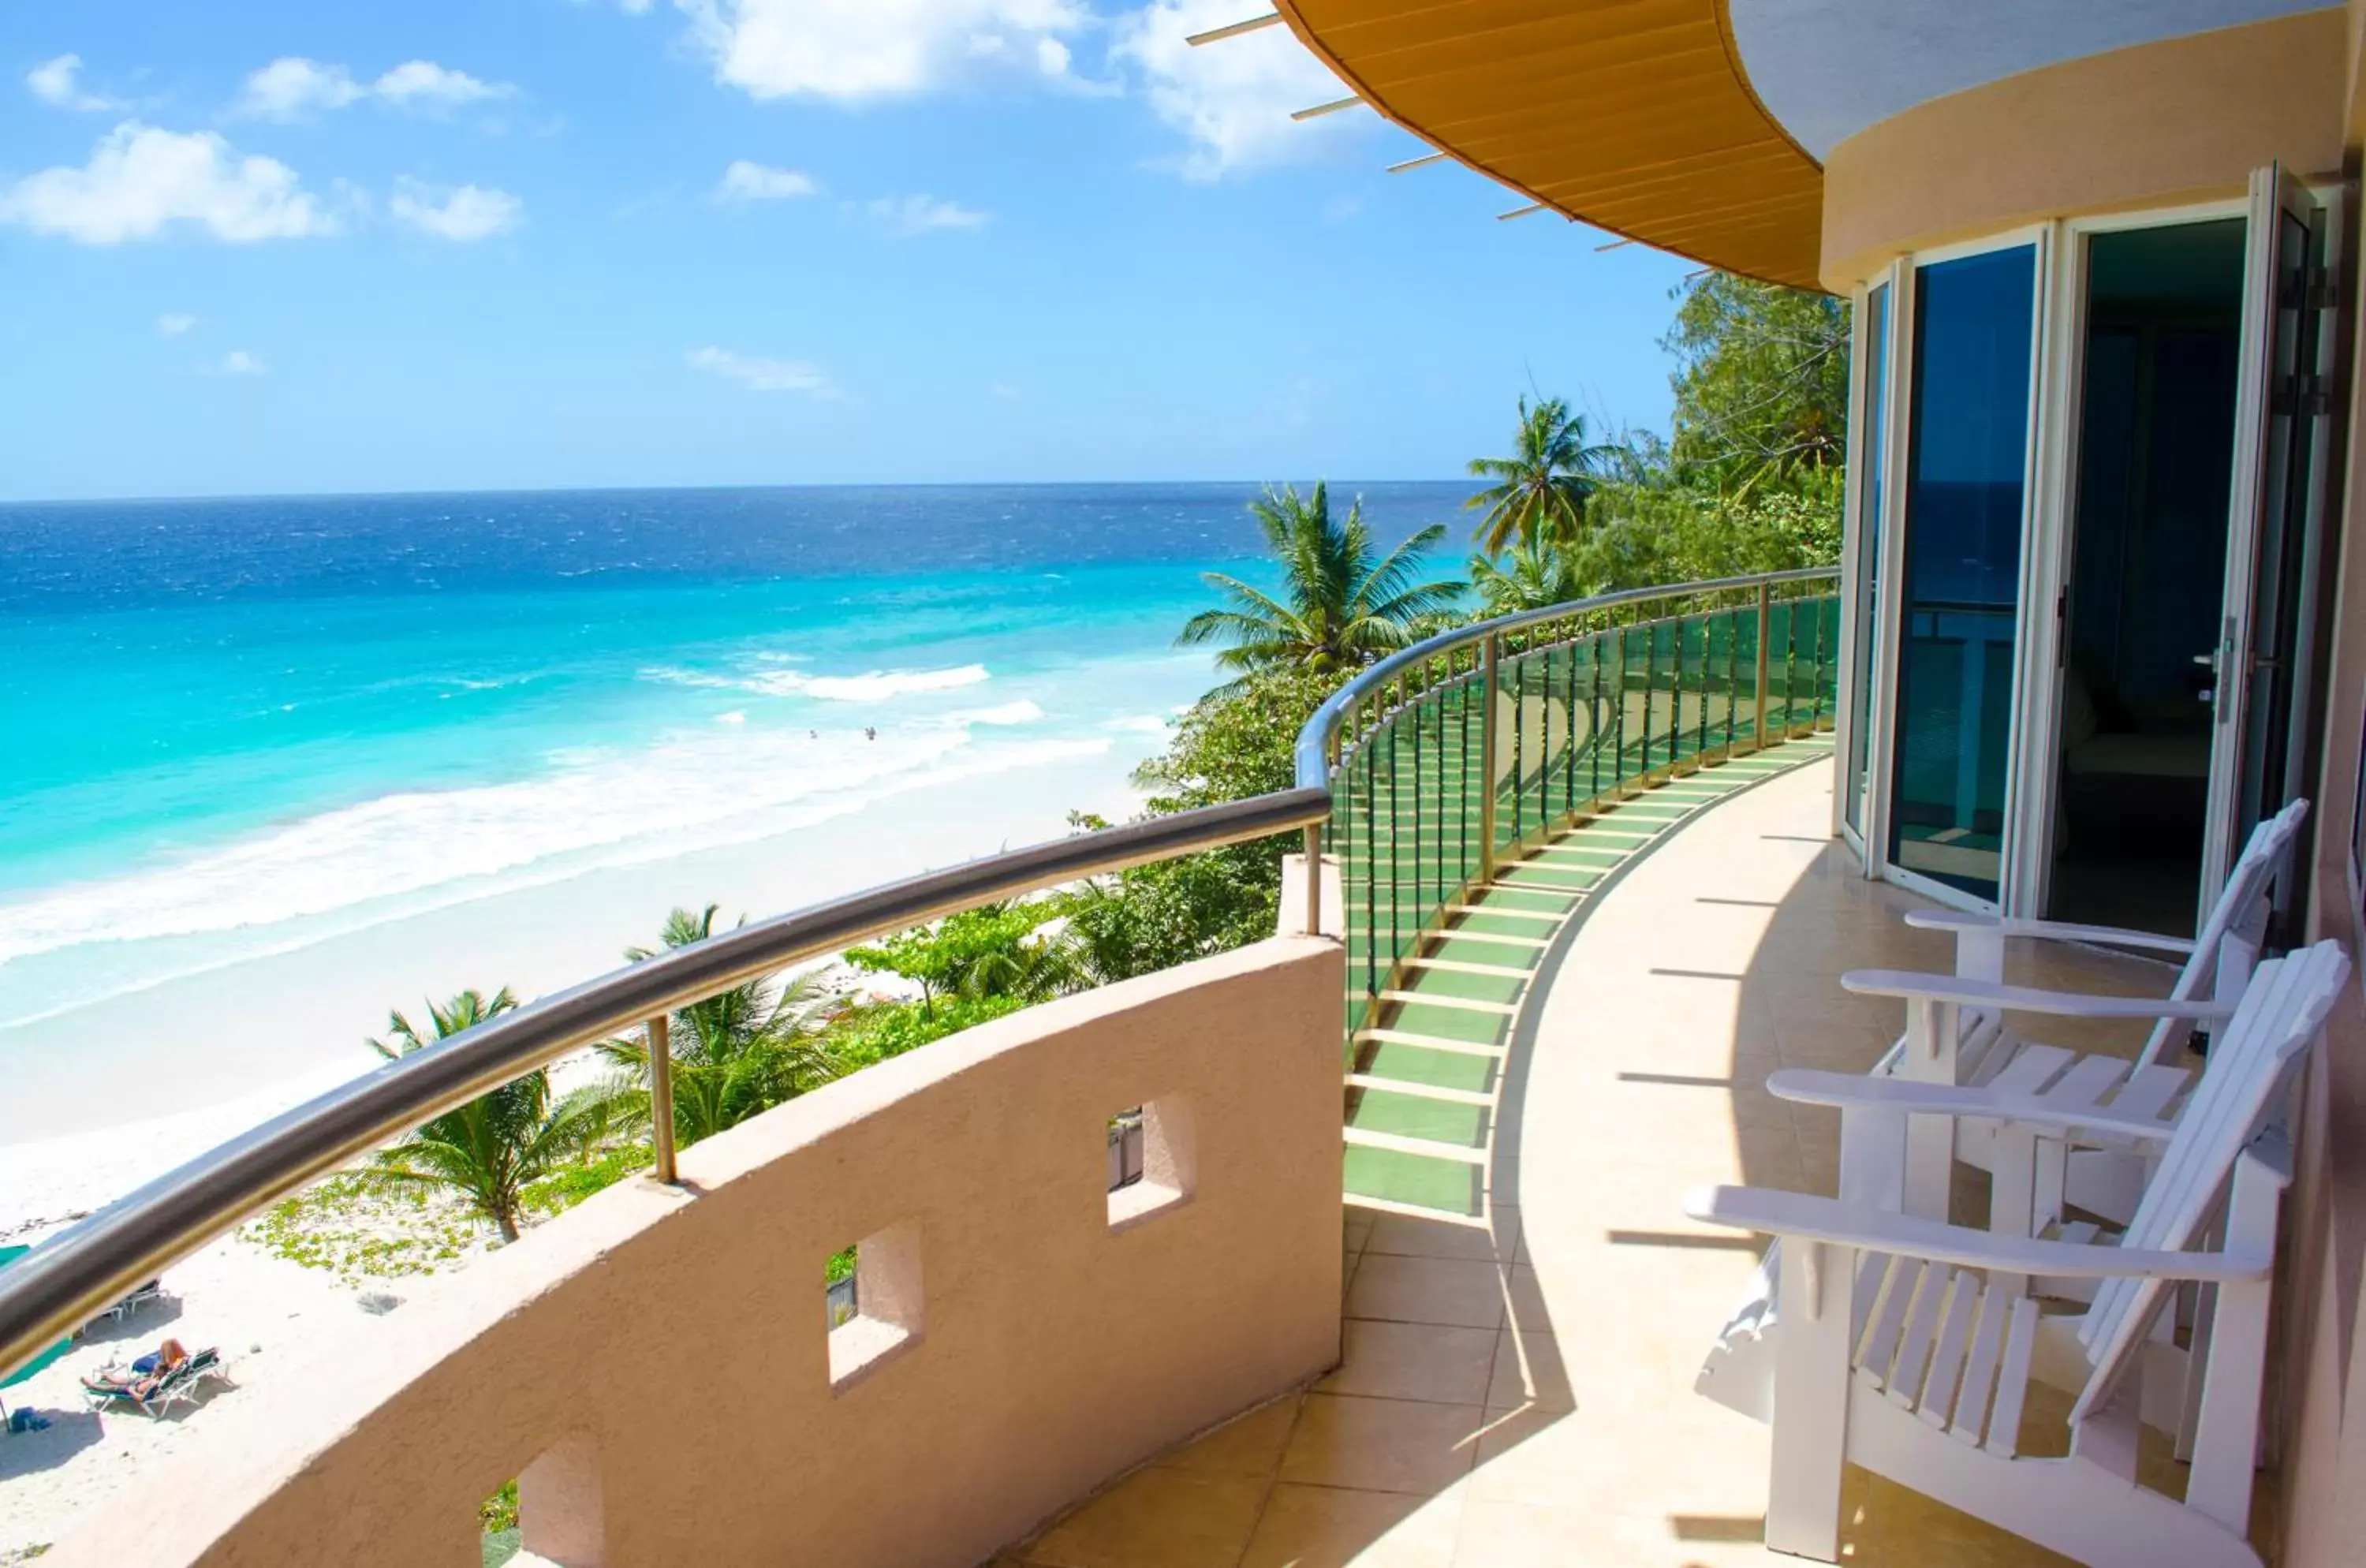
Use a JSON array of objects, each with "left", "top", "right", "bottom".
[
  {"left": 1291, "top": 566, "right": 1839, "bottom": 790},
  {"left": 0, "top": 788, "right": 1328, "bottom": 1378}
]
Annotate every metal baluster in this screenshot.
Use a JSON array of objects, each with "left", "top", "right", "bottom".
[
  {"left": 1752, "top": 581, "right": 1773, "bottom": 753},
  {"left": 1479, "top": 634, "right": 1501, "bottom": 876},
  {"left": 647, "top": 1014, "right": 677, "bottom": 1185},
  {"left": 1611, "top": 620, "right": 1628, "bottom": 795},
  {"left": 1696, "top": 614, "right": 1711, "bottom": 763}
]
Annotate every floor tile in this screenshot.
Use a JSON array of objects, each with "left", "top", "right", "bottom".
[
  {"left": 1239, "top": 1482, "right": 1465, "bottom": 1568},
  {"left": 1023, "top": 1468, "right": 1267, "bottom": 1568},
  {"left": 1154, "top": 1393, "right": 1301, "bottom": 1480},
  {"left": 1320, "top": 1318, "right": 1500, "bottom": 1406},
  {"left": 1343, "top": 1253, "right": 1508, "bottom": 1330},
  {"left": 1278, "top": 1393, "right": 1485, "bottom": 1495}
]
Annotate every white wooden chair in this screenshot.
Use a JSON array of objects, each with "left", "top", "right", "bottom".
[
  {"left": 1687, "top": 940, "right": 2347, "bottom": 1567},
  {"left": 1853, "top": 799, "right": 2308, "bottom": 1230}
]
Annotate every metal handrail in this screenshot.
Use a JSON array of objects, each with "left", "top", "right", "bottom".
[
  {"left": 1291, "top": 566, "right": 1839, "bottom": 790},
  {"left": 0, "top": 787, "right": 1328, "bottom": 1377}
]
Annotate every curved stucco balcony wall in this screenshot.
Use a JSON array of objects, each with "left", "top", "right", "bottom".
[
  {"left": 49, "top": 936, "right": 1345, "bottom": 1568},
  {"left": 1819, "top": 7, "right": 2345, "bottom": 290}
]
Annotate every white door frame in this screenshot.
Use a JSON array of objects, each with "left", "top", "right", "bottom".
[
  {"left": 2201, "top": 166, "right": 2321, "bottom": 909},
  {"left": 2004, "top": 198, "right": 2251, "bottom": 918},
  {"left": 1873, "top": 226, "right": 2051, "bottom": 914},
  {"left": 1834, "top": 263, "right": 1903, "bottom": 862}
]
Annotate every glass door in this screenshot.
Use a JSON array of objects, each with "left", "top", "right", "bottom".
[
  {"left": 1884, "top": 241, "right": 2042, "bottom": 905},
  {"left": 2200, "top": 166, "right": 2330, "bottom": 913}
]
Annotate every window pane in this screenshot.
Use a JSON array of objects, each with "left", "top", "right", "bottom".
[
  {"left": 1887, "top": 245, "right": 2036, "bottom": 901},
  {"left": 1844, "top": 283, "right": 1890, "bottom": 834}
]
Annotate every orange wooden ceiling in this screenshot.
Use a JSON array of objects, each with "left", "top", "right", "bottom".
[{"left": 1273, "top": 0, "right": 1827, "bottom": 289}]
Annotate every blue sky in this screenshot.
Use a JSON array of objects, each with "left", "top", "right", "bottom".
[{"left": 0, "top": 1, "right": 1700, "bottom": 501}]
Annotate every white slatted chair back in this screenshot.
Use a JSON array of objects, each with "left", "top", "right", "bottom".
[
  {"left": 2140, "top": 799, "right": 2309, "bottom": 1068},
  {"left": 2072, "top": 941, "right": 2348, "bottom": 1424}
]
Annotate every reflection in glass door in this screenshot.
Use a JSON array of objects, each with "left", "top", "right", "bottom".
[
  {"left": 1842, "top": 283, "right": 1890, "bottom": 839},
  {"left": 1886, "top": 245, "right": 2037, "bottom": 902}
]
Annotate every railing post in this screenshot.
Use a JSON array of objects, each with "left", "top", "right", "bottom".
[
  {"left": 1753, "top": 582, "right": 1773, "bottom": 753},
  {"left": 1303, "top": 821, "right": 1325, "bottom": 937},
  {"left": 1479, "top": 633, "right": 1501, "bottom": 878},
  {"left": 647, "top": 1013, "right": 678, "bottom": 1185}
]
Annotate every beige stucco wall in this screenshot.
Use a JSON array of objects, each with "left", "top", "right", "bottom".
[
  {"left": 49, "top": 935, "right": 1345, "bottom": 1568},
  {"left": 1820, "top": 9, "right": 2347, "bottom": 291}
]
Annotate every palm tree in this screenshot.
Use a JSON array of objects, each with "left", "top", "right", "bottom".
[
  {"left": 368, "top": 988, "right": 608, "bottom": 1243},
  {"left": 1465, "top": 396, "right": 1622, "bottom": 554},
  {"left": 595, "top": 905, "right": 841, "bottom": 1146},
  {"left": 1469, "top": 533, "right": 1591, "bottom": 616},
  {"left": 1176, "top": 483, "right": 1462, "bottom": 688}
]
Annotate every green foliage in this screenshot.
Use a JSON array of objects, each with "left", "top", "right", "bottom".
[
  {"left": 368, "top": 989, "right": 610, "bottom": 1244},
  {"left": 823, "top": 993, "right": 1025, "bottom": 1072},
  {"left": 845, "top": 902, "right": 1063, "bottom": 1014},
  {"left": 1465, "top": 394, "right": 1624, "bottom": 553},
  {"left": 1469, "top": 532, "right": 1591, "bottom": 616},
  {"left": 1060, "top": 666, "right": 1343, "bottom": 980},
  {"left": 588, "top": 905, "right": 842, "bottom": 1149},
  {"left": 246, "top": 1172, "right": 480, "bottom": 1280},
  {"left": 480, "top": 1481, "right": 520, "bottom": 1535},
  {"left": 1176, "top": 482, "right": 1461, "bottom": 691},
  {"left": 521, "top": 1143, "right": 655, "bottom": 1217},
  {"left": 825, "top": 1246, "right": 858, "bottom": 1284},
  {"left": 1663, "top": 272, "right": 1850, "bottom": 496}
]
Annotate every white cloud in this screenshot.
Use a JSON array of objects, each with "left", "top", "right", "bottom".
[
  {"left": 687, "top": 345, "right": 835, "bottom": 396},
  {"left": 156, "top": 312, "right": 197, "bottom": 336},
  {"left": 375, "top": 61, "right": 512, "bottom": 110},
  {"left": 1110, "top": 0, "right": 1359, "bottom": 181},
  {"left": 860, "top": 193, "right": 989, "bottom": 235},
  {"left": 389, "top": 179, "right": 521, "bottom": 241},
  {"left": 677, "top": 0, "right": 1089, "bottom": 100},
  {"left": 1036, "top": 37, "right": 1072, "bottom": 77},
  {"left": 235, "top": 57, "right": 516, "bottom": 120},
  {"left": 0, "top": 122, "right": 330, "bottom": 245},
  {"left": 27, "top": 54, "right": 122, "bottom": 111},
  {"left": 236, "top": 58, "right": 365, "bottom": 119},
  {"left": 716, "top": 159, "right": 818, "bottom": 201},
  {"left": 221, "top": 349, "right": 264, "bottom": 375}
]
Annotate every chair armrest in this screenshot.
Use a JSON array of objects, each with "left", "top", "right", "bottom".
[
  {"left": 1901, "top": 909, "right": 2197, "bottom": 956},
  {"left": 1765, "top": 1068, "right": 2177, "bottom": 1144},
  {"left": 1840, "top": 969, "right": 2234, "bottom": 1021},
  {"left": 1682, "top": 1185, "right": 2271, "bottom": 1282}
]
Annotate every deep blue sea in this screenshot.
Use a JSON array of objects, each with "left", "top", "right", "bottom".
[{"left": 0, "top": 483, "right": 1465, "bottom": 1098}]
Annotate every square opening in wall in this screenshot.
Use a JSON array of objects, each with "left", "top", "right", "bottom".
[
  {"left": 826, "top": 1221, "right": 921, "bottom": 1390},
  {"left": 1107, "top": 1095, "right": 1194, "bottom": 1231}
]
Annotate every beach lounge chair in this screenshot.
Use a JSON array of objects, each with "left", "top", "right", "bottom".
[
  {"left": 1855, "top": 799, "right": 2307, "bottom": 1230},
  {"left": 1686, "top": 940, "right": 2347, "bottom": 1566},
  {"left": 105, "top": 1279, "right": 165, "bottom": 1323},
  {"left": 81, "top": 1345, "right": 227, "bottom": 1418}
]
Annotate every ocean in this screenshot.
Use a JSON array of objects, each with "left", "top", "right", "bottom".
[{"left": 0, "top": 482, "right": 1467, "bottom": 1138}]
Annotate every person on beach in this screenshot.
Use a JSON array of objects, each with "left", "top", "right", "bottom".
[{"left": 864, "top": 726, "right": 876, "bottom": 741}]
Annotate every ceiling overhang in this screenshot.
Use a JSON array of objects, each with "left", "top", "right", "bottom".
[{"left": 1272, "top": 0, "right": 1827, "bottom": 289}]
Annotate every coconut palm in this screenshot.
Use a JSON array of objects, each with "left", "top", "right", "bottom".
[
  {"left": 1176, "top": 483, "right": 1462, "bottom": 689},
  {"left": 1465, "top": 395, "right": 1622, "bottom": 554},
  {"left": 368, "top": 988, "right": 608, "bottom": 1243},
  {"left": 594, "top": 905, "right": 842, "bottom": 1145},
  {"left": 1469, "top": 534, "right": 1592, "bottom": 616}
]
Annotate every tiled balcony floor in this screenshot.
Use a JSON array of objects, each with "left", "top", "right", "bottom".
[{"left": 1002, "top": 755, "right": 2220, "bottom": 1567}]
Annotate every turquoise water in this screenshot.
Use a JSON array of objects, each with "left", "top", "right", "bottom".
[{"left": 0, "top": 483, "right": 1467, "bottom": 1043}]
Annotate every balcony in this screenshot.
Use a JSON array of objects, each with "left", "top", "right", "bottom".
[{"left": 3, "top": 571, "right": 2276, "bottom": 1567}]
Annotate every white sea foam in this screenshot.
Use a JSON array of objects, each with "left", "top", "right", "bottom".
[
  {"left": 1107, "top": 714, "right": 1170, "bottom": 735},
  {"left": 961, "top": 700, "right": 1045, "bottom": 726},
  {"left": 0, "top": 711, "right": 1077, "bottom": 973},
  {"left": 640, "top": 661, "right": 991, "bottom": 702}
]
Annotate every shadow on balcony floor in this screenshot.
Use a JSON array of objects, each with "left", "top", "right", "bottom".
[{"left": 998, "top": 748, "right": 2238, "bottom": 1567}]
